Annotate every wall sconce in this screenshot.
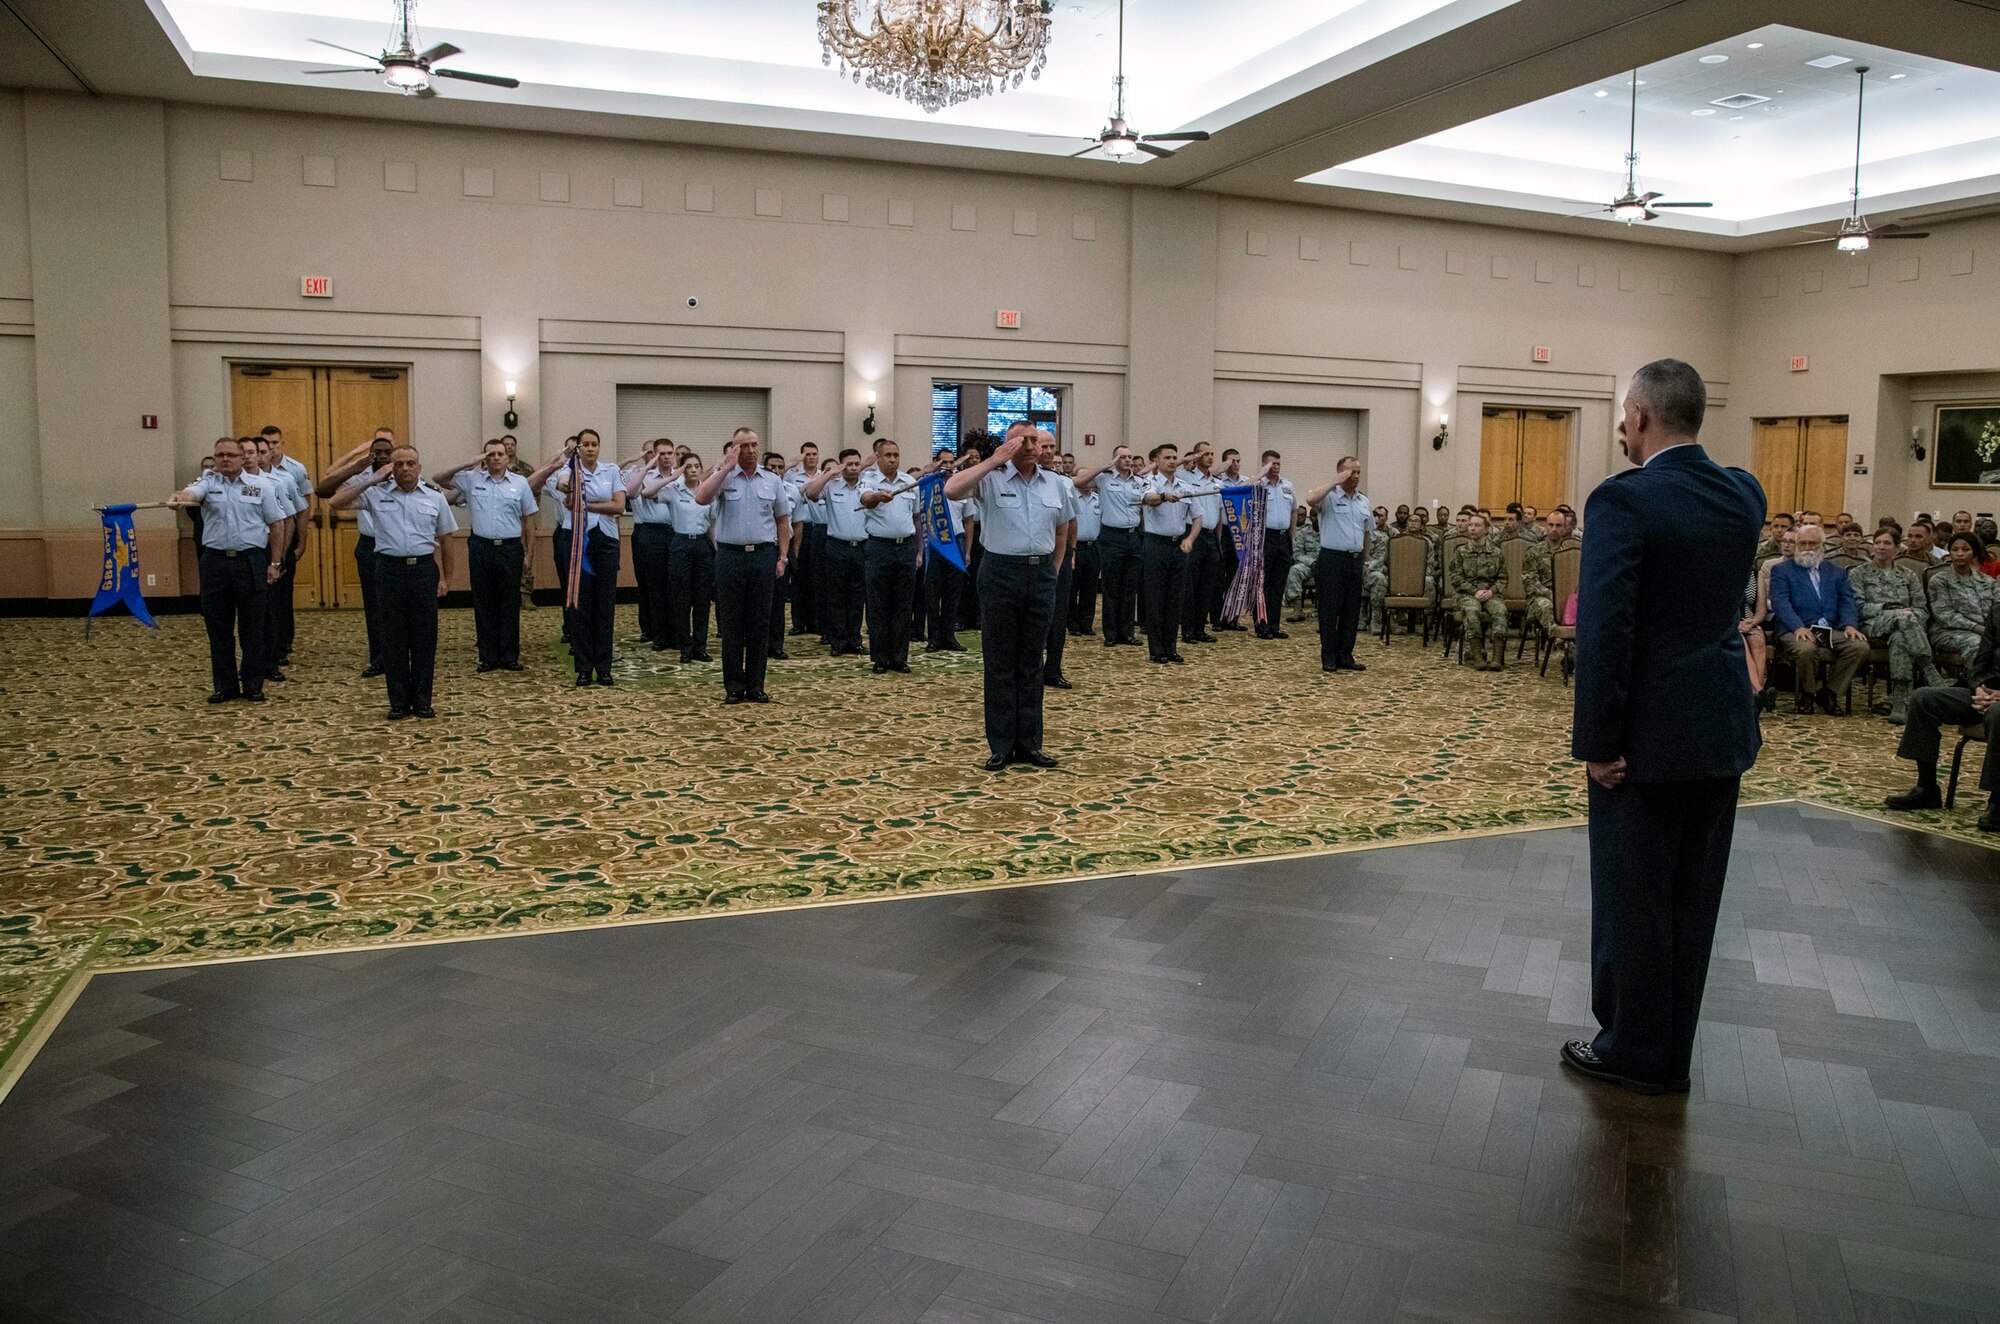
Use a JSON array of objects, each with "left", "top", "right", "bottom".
[
  {"left": 863, "top": 389, "right": 878, "bottom": 435},
  {"left": 503, "top": 380, "right": 519, "bottom": 431},
  {"left": 1910, "top": 425, "right": 1927, "bottom": 462},
  {"left": 1432, "top": 412, "right": 1450, "bottom": 451}
]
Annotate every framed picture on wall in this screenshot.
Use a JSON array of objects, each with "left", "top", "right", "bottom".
[{"left": 1931, "top": 403, "right": 2000, "bottom": 488}]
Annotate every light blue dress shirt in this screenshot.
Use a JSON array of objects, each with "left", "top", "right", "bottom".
[
  {"left": 186, "top": 471, "right": 286, "bottom": 550},
  {"left": 451, "top": 470, "right": 539, "bottom": 540},
  {"left": 355, "top": 480, "right": 458, "bottom": 557},
  {"left": 1263, "top": 478, "right": 1298, "bottom": 530},
  {"left": 1184, "top": 471, "right": 1222, "bottom": 531},
  {"left": 341, "top": 465, "right": 389, "bottom": 538},
  {"left": 1095, "top": 470, "right": 1144, "bottom": 529},
  {"left": 1316, "top": 486, "right": 1371, "bottom": 554},
  {"left": 821, "top": 477, "right": 867, "bottom": 541},
  {"left": 975, "top": 465, "right": 1077, "bottom": 555},
  {"left": 859, "top": 465, "right": 920, "bottom": 539},
  {"left": 1141, "top": 472, "right": 1198, "bottom": 537},
  {"left": 709, "top": 466, "right": 792, "bottom": 545},
  {"left": 1074, "top": 490, "right": 1101, "bottom": 542},
  {"left": 665, "top": 477, "right": 713, "bottom": 536},
  {"left": 551, "top": 462, "right": 623, "bottom": 539}
]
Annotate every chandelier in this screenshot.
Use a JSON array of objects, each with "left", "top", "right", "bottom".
[{"left": 817, "top": 1, "right": 1054, "bottom": 115}]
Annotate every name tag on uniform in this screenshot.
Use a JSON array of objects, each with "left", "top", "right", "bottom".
[{"left": 996, "top": 491, "right": 1022, "bottom": 505}]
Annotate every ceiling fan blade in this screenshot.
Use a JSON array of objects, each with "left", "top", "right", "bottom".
[
  {"left": 1565, "top": 206, "right": 1612, "bottom": 219},
  {"left": 1650, "top": 201, "right": 1713, "bottom": 208},
  {"left": 1068, "top": 144, "right": 1104, "bottom": 158},
  {"left": 302, "top": 67, "right": 378, "bottom": 75},
  {"left": 432, "top": 68, "right": 520, "bottom": 88},
  {"left": 414, "top": 85, "right": 438, "bottom": 98},
  {"left": 309, "top": 38, "right": 381, "bottom": 62},
  {"left": 1638, "top": 191, "right": 1663, "bottom": 203},
  {"left": 1140, "top": 131, "right": 1209, "bottom": 143},
  {"left": 1876, "top": 231, "right": 1929, "bottom": 239},
  {"left": 1134, "top": 142, "right": 1174, "bottom": 159},
  {"left": 416, "top": 43, "right": 462, "bottom": 65},
  {"left": 1788, "top": 236, "right": 1838, "bottom": 246}
]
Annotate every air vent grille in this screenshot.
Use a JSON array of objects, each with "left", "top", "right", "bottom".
[{"left": 1710, "top": 92, "right": 1770, "bottom": 109}]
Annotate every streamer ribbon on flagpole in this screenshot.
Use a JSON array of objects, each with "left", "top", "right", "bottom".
[
  {"left": 1218, "top": 484, "right": 1268, "bottom": 625},
  {"left": 87, "top": 503, "right": 161, "bottom": 637},
  {"left": 916, "top": 470, "right": 966, "bottom": 572},
  {"left": 564, "top": 449, "right": 588, "bottom": 610}
]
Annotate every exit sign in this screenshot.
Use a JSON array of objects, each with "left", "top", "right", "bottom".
[
  {"left": 1789, "top": 355, "right": 1809, "bottom": 372},
  {"left": 995, "top": 309, "right": 1021, "bottom": 329},
  {"left": 1531, "top": 345, "right": 1551, "bottom": 363},
  {"left": 301, "top": 275, "right": 333, "bottom": 298}
]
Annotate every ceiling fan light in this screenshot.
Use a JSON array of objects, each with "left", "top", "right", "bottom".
[
  {"left": 1612, "top": 202, "right": 1649, "bottom": 223},
  {"left": 1104, "top": 136, "right": 1137, "bottom": 157},
  {"left": 383, "top": 62, "right": 427, "bottom": 88},
  {"left": 1836, "top": 233, "right": 1870, "bottom": 253}
]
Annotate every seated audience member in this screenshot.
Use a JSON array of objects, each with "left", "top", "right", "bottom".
[
  {"left": 1742, "top": 567, "right": 1776, "bottom": 712},
  {"left": 1768, "top": 523, "right": 1867, "bottom": 715},
  {"left": 1452, "top": 512, "right": 1509, "bottom": 670},
  {"left": 1852, "top": 529, "right": 1943, "bottom": 724},
  {"left": 1928, "top": 532, "right": 1998, "bottom": 661},
  {"left": 1907, "top": 520, "right": 1945, "bottom": 562},
  {"left": 1951, "top": 509, "right": 1976, "bottom": 538},
  {"left": 1885, "top": 583, "right": 2000, "bottom": 829},
  {"left": 1978, "top": 519, "right": 2000, "bottom": 574},
  {"left": 1285, "top": 512, "right": 1320, "bottom": 622},
  {"left": 1838, "top": 524, "right": 1867, "bottom": 559}
]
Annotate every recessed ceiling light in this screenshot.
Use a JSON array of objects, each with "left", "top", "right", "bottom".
[
  {"left": 1691, "top": 108, "right": 1717, "bottom": 116},
  {"left": 1805, "top": 54, "right": 1853, "bottom": 69},
  {"left": 1889, "top": 73, "right": 1906, "bottom": 79},
  {"left": 1746, "top": 42, "right": 1765, "bottom": 49},
  {"left": 1593, "top": 89, "right": 1608, "bottom": 97},
  {"left": 1729, "top": 115, "right": 1743, "bottom": 121},
  {"left": 1699, "top": 55, "right": 1729, "bottom": 64},
  {"left": 1635, "top": 80, "right": 1646, "bottom": 86}
]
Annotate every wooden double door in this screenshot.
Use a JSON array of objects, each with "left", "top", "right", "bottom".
[
  {"left": 229, "top": 364, "right": 411, "bottom": 608},
  {"left": 1479, "top": 408, "right": 1570, "bottom": 513},
  {"left": 1751, "top": 416, "right": 1847, "bottom": 519}
]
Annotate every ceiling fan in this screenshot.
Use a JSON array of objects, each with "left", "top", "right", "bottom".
[
  {"left": 1069, "top": 0, "right": 1208, "bottom": 161},
  {"left": 303, "top": 0, "right": 519, "bottom": 98},
  {"left": 1792, "top": 66, "right": 1928, "bottom": 253},
  {"left": 1573, "top": 70, "right": 1713, "bottom": 223}
]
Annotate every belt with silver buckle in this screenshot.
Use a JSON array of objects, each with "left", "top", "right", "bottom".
[{"left": 403, "top": 556, "right": 421, "bottom": 565}]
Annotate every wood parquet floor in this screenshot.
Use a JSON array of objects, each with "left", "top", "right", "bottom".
[{"left": 2, "top": 802, "right": 1998, "bottom": 1324}]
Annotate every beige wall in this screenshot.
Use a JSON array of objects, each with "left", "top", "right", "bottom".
[{"left": 4, "top": 85, "right": 1995, "bottom": 598}]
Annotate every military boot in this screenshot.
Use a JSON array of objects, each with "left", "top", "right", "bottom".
[
  {"left": 1923, "top": 665, "right": 1946, "bottom": 689},
  {"left": 1490, "top": 638, "right": 1507, "bottom": 672},
  {"left": 1887, "top": 681, "right": 1910, "bottom": 726}
]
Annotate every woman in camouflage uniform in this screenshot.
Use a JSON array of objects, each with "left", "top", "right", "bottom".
[
  {"left": 1926, "top": 531, "right": 1996, "bottom": 671},
  {"left": 1452, "top": 512, "right": 1510, "bottom": 670},
  {"left": 1851, "top": 528, "right": 1942, "bottom": 724}
]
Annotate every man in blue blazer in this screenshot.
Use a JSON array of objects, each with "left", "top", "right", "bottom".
[
  {"left": 1766, "top": 523, "right": 1869, "bottom": 714},
  {"left": 1566, "top": 359, "right": 1764, "bottom": 1095}
]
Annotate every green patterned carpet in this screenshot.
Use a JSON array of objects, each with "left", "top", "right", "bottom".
[{"left": 0, "top": 603, "right": 1973, "bottom": 1084}]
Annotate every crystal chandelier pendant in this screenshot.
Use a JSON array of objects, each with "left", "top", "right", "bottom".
[{"left": 818, "top": 0, "right": 1054, "bottom": 114}]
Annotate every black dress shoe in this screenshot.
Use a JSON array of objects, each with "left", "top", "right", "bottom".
[
  {"left": 1119, "top": 637, "right": 1143, "bottom": 647},
  {"left": 1339, "top": 662, "right": 1367, "bottom": 672},
  {"left": 750, "top": 691, "right": 772, "bottom": 703},
  {"left": 388, "top": 708, "right": 409, "bottom": 721},
  {"left": 1017, "top": 750, "right": 1059, "bottom": 769},
  {"left": 1151, "top": 656, "right": 1171, "bottom": 665},
  {"left": 275, "top": 655, "right": 292, "bottom": 668},
  {"left": 575, "top": 674, "right": 593, "bottom": 688},
  {"left": 414, "top": 706, "right": 437, "bottom": 719},
  {"left": 1166, "top": 654, "right": 1186, "bottom": 664},
  {"left": 597, "top": 675, "right": 615, "bottom": 687},
  {"left": 693, "top": 652, "right": 713, "bottom": 662},
  {"left": 943, "top": 643, "right": 966, "bottom": 652},
  {"left": 1815, "top": 688, "right": 1840, "bottom": 715},
  {"left": 503, "top": 662, "right": 525, "bottom": 671},
  {"left": 1758, "top": 686, "right": 1779, "bottom": 712},
  {"left": 362, "top": 666, "right": 384, "bottom": 679},
  {"left": 243, "top": 692, "right": 266, "bottom": 702},
  {"left": 892, "top": 664, "right": 911, "bottom": 673},
  {"left": 1979, "top": 809, "right": 2000, "bottom": 833},
  {"left": 1046, "top": 676, "right": 1073, "bottom": 690},
  {"left": 770, "top": 650, "right": 789, "bottom": 661},
  {"left": 1268, "top": 630, "right": 1289, "bottom": 640},
  {"left": 207, "top": 690, "right": 238, "bottom": 704},
  {"left": 651, "top": 641, "right": 671, "bottom": 652},
  {"left": 1558, "top": 1041, "right": 1688, "bottom": 1095},
  {"left": 873, "top": 663, "right": 889, "bottom": 674},
  {"left": 1103, "top": 639, "right": 1119, "bottom": 648},
  {"left": 982, "top": 754, "right": 1010, "bottom": 773},
  {"left": 264, "top": 669, "right": 287, "bottom": 682},
  {"left": 1794, "top": 692, "right": 1814, "bottom": 715},
  {"left": 925, "top": 644, "right": 945, "bottom": 653},
  {"left": 477, "top": 663, "right": 497, "bottom": 674},
  {"left": 1884, "top": 785, "right": 1943, "bottom": 811},
  {"left": 1195, "top": 633, "right": 1218, "bottom": 643},
  {"left": 724, "top": 693, "right": 745, "bottom": 705}
]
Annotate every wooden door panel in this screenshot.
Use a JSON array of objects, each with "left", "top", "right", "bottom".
[
  {"left": 1802, "top": 417, "right": 1848, "bottom": 520},
  {"left": 1478, "top": 410, "right": 1520, "bottom": 512},
  {"left": 324, "top": 368, "right": 410, "bottom": 609},
  {"left": 230, "top": 366, "right": 323, "bottom": 605},
  {"left": 1752, "top": 420, "right": 1802, "bottom": 518},
  {"left": 1518, "top": 411, "right": 1570, "bottom": 513}
]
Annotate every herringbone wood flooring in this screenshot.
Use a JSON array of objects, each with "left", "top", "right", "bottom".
[{"left": 2, "top": 803, "right": 1998, "bottom": 1323}]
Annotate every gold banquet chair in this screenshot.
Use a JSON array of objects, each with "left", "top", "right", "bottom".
[
  {"left": 1500, "top": 534, "right": 1530, "bottom": 659},
  {"left": 1541, "top": 544, "right": 1582, "bottom": 682},
  {"left": 1379, "top": 533, "right": 1432, "bottom": 645},
  {"left": 1947, "top": 723, "right": 1988, "bottom": 809}
]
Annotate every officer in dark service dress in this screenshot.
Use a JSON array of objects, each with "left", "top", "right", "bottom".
[
  {"left": 329, "top": 445, "right": 458, "bottom": 719},
  {"left": 168, "top": 436, "right": 286, "bottom": 702},
  {"left": 695, "top": 428, "right": 793, "bottom": 703},
  {"left": 947, "top": 422, "right": 1077, "bottom": 772}
]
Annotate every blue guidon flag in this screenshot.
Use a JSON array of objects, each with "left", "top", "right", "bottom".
[
  {"left": 916, "top": 469, "right": 966, "bottom": 572},
  {"left": 87, "top": 504, "right": 158, "bottom": 636},
  {"left": 1218, "top": 484, "right": 1268, "bottom": 625}
]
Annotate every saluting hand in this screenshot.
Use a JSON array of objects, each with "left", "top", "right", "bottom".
[{"left": 991, "top": 437, "right": 1024, "bottom": 466}]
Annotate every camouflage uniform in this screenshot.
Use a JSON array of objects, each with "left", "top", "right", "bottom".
[
  {"left": 1522, "top": 536, "right": 1556, "bottom": 637},
  {"left": 1284, "top": 518, "right": 1321, "bottom": 620},
  {"left": 1453, "top": 535, "right": 1510, "bottom": 669},
  {"left": 1364, "top": 528, "right": 1389, "bottom": 629},
  {"left": 1927, "top": 566, "right": 1996, "bottom": 666},
  {"left": 511, "top": 457, "right": 539, "bottom": 609},
  {"left": 1850, "top": 561, "right": 1940, "bottom": 723}
]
